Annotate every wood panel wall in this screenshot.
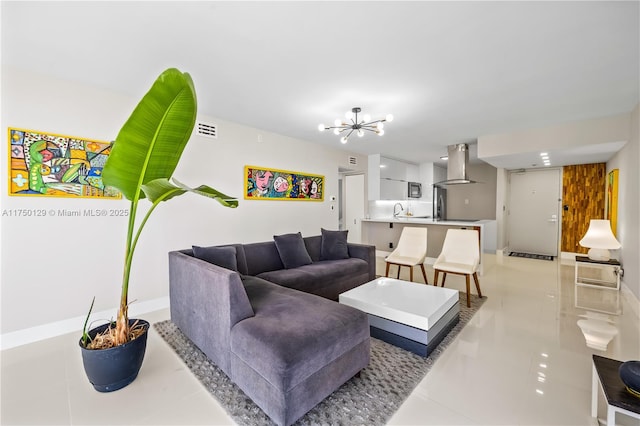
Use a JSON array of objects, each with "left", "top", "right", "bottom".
[{"left": 561, "top": 163, "right": 606, "bottom": 253}]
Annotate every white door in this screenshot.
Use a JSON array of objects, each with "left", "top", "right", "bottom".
[
  {"left": 508, "top": 169, "right": 561, "bottom": 256},
  {"left": 345, "top": 174, "right": 365, "bottom": 243}
]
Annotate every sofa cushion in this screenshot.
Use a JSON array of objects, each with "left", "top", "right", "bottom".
[
  {"left": 257, "top": 258, "right": 370, "bottom": 300},
  {"left": 273, "top": 232, "right": 313, "bottom": 269},
  {"left": 320, "top": 228, "right": 349, "bottom": 260},
  {"left": 192, "top": 245, "right": 238, "bottom": 271},
  {"left": 232, "top": 276, "right": 370, "bottom": 393}
]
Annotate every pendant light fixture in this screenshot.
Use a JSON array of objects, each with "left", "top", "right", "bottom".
[{"left": 318, "top": 107, "right": 393, "bottom": 144}]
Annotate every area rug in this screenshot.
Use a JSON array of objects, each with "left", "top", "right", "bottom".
[
  {"left": 154, "top": 293, "right": 485, "bottom": 426},
  {"left": 509, "top": 251, "right": 554, "bottom": 261}
]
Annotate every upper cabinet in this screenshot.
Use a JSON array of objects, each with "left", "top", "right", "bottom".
[{"left": 368, "top": 155, "right": 420, "bottom": 200}]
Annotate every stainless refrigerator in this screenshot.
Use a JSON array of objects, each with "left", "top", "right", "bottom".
[{"left": 432, "top": 186, "right": 447, "bottom": 221}]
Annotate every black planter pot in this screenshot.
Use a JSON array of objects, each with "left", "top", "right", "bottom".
[{"left": 79, "top": 319, "right": 149, "bottom": 392}]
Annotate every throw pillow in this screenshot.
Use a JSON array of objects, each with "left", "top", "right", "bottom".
[
  {"left": 273, "top": 232, "right": 313, "bottom": 269},
  {"left": 192, "top": 245, "right": 238, "bottom": 272},
  {"left": 320, "top": 228, "right": 349, "bottom": 260}
]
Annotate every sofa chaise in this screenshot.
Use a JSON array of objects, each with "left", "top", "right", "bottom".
[{"left": 168, "top": 231, "right": 375, "bottom": 425}]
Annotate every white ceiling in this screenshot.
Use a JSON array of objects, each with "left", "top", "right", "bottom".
[{"left": 2, "top": 1, "right": 638, "bottom": 170}]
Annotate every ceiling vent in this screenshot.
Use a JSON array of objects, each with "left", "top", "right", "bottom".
[
  {"left": 195, "top": 121, "right": 217, "bottom": 139},
  {"left": 348, "top": 156, "right": 358, "bottom": 166}
]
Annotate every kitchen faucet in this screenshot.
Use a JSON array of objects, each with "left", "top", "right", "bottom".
[{"left": 393, "top": 203, "right": 404, "bottom": 217}]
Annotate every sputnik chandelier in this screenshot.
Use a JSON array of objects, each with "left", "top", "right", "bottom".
[{"left": 318, "top": 107, "right": 393, "bottom": 144}]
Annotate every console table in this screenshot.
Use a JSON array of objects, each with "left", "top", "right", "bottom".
[
  {"left": 575, "top": 256, "right": 621, "bottom": 290},
  {"left": 592, "top": 355, "right": 640, "bottom": 426}
]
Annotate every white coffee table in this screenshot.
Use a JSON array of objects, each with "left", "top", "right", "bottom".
[{"left": 339, "top": 277, "right": 460, "bottom": 356}]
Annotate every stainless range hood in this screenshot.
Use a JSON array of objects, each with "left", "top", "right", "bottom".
[{"left": 434, "top": 143, "right": 477, "bottom": 185}]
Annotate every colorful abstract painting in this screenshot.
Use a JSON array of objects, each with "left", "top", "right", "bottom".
[
  {"left": 244, "top": 165, "right": 324, "bottom": 201},
  {"left": 8, "top": 128, "right": 121, "bottom": 198}
]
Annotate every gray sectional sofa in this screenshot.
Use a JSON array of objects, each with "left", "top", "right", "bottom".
[{"left": 168, "top": 231, "right": 376, "bottom": 425}]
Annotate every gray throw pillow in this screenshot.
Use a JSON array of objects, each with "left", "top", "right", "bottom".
[
  {"left": 273, "top": 232, "right": 313, "bottom": 269},
  {"left": 320, "top": 228, "right": 349, "bottom": 260},
  {"left": 192, "top": 245, "right": 238, "bottom": 271}
]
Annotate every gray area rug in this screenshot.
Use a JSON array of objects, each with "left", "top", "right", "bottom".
[{"left": 154, "top": 292, "right": 485, "bottom": 426}]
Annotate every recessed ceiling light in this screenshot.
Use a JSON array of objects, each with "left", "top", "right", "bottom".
[
  {"left": 440, "top": 155, "right": 448, "bottom": 160},
  {"left": 540, "top": 152, "right": 548, "bottom": 156},
  {"left": 380, "top": 164, "right": 387, "bottom": 168}
]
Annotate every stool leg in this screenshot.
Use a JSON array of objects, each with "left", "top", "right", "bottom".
[
  {"left": 441, "top": 273, "right": 447, "bottom": 287},
  {"left": 465, "top": 274, "right": 471, "bottom": 307},
  {"left": 385, "top": 262, "right": 390, "bottom": 277},
  {"left": 473, "top": 272, "right": 482, "bottom": 298},
  {"left": 420, "top": 264, "right": 428, "bottom": 284},
  {"left": 410, "top": 266, "right": 414, "bottom": 282},
  {"left": 396, "top": 265, "right": 401, "bottom": 279},
  {"left": 434, "top": 270, "right": 440, "bottom": 287}
]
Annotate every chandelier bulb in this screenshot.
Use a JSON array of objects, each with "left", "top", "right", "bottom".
[
  {"left": 345, "top": 111, "right": 354, "bottom": 121},
  {"left": 357, "top": 129, "right": 364, "bottom": 137},
  {"left": 334, "top": 118, "right": 342, "bottom": 127},
  {"left": 362, "top": 114, "right": 371, "bottom": 123},
  {"left": 377, "top": 129, "right": 385, "bottom": 136},
  {"left": 333, "top": 128, "right": 340, "bottom": 135},
  {"left": 386, "top": 114, "right": 394, "bottom": 122},
  {"left": 377, "top": 122, "right": 384, "bottom": 130},
  {"left": 318, "top": 124, "right": 325, "bottom": 132},
  {"left": 340, "top": 136, "right": 348, "bottom": 144}
]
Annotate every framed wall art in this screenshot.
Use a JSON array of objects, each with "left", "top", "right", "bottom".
[
  {"left": 8, "top": 128, "right": 121, "bottom": 198},
  {"left": 244, "top": 165, "right": 324, "bottom": 201}
]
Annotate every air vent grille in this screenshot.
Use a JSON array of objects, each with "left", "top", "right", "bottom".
[
  {"left": 196, "top": 121, "right": 217, "bottom": 139},
  {"left": 348, "top": 156, "right": 358, "bottom": 166}
]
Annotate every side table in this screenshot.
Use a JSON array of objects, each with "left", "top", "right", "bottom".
[
  {"left": 576, "top": 256, "right": 621, "bottom": 290},
  {"left": 592, "top": 355, "right": 640, "bottom": 426}
]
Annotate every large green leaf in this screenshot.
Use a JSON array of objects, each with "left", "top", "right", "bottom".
[
  {"left": 141, "top": 178, "right": 239, "bottom": 208},
  {"left": 102, "top": 68, "right": 197, "bottom": 201}
]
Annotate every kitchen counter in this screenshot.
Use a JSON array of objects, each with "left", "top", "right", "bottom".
[
  {"left": 361, "top": 218, "right": 497, "bottom": 275},
  {"left": 363, "top": 217, "right": 494, "bottom": 226}
]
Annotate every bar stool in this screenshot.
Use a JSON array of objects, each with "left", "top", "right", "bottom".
[
  {"left": 433, "top": 228, "right": 482, "bottom": 307},
  {"left": 385, "top": 227, "right": 428, "bottom": 284}
]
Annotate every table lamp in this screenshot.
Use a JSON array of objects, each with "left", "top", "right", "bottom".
[{"left": 579, "top": 219, "right": 621, "bottom": 261}]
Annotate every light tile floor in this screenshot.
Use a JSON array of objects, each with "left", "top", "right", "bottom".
[{"left": 2, "top": 254, "right": 639, "bottom": 425}]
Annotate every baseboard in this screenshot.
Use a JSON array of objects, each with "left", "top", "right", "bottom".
[{"left": 0, "top": 296, "right": 169, "bottom": 351}]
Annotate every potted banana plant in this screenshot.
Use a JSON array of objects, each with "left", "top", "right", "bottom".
[{"left": 79, "top": 68, "right": 238, "bottom": 392}]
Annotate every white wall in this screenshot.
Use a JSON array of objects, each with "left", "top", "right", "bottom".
[
  {"left": 495, "top": 168, "right": 509, "bottom": 251},
  {"left": 607, "top": 104, "right": 639, "bottom": 301},
  {"left": 0, "top": 67, "right": 367, "bottom": 340}
]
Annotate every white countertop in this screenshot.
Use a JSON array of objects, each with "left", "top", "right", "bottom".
[{"left": 362, "top": 217, "right": 494, "bottom": 226}]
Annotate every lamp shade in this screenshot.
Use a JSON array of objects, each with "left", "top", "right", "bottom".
[{"left": 579, "top": 219, "right": 621, "bottom": 261}]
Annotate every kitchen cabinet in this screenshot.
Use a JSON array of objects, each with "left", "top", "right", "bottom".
[
  {"left": 380, "top": 178, "right": 407, "bottom": 200},
  {"left": 361, "top": 218, "right": 497, "bottom": 275},
  {"left": 369, "top": 154, "right": 419, "bottom": 200}
]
